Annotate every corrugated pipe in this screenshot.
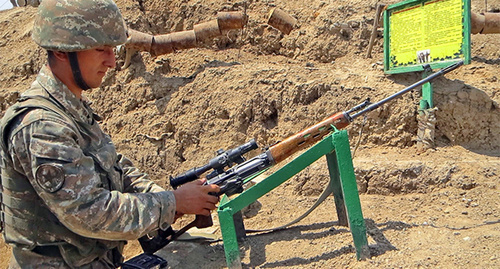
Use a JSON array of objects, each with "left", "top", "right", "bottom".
[
  {"left": 122, "top": 11, "right": 247, "bottom": 68},
  {"left": 471, "top": 12, "right": 500, "bottom": 34}
]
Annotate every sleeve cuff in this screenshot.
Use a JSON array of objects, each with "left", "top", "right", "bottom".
[{"left": 155, "top": 191, "right": 176, "bottom": 230}]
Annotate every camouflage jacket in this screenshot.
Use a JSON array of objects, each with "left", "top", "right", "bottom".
[{"left": 0, "top": 65, "right": 176, "bottom": 268}]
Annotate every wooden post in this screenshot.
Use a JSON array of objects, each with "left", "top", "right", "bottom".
[{"left": 366, "top": 3, "right": 386, "bottom": 58}]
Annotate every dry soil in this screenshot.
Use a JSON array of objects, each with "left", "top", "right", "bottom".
[{"left": 0, "top": 0, "right": 499, "bottom": 268}]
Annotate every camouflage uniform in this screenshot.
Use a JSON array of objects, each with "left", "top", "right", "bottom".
[
  {"left": 0, "top": 65, "right": 176, "bottom": 268},
  {"left": 0, "top": 0, "right": 177, "bottom": 268}
]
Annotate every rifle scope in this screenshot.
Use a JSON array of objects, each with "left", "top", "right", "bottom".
[{"left": 170, "top": 139, "right": 258, "bottom": 188}]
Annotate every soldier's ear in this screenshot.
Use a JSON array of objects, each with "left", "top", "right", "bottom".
[{"left": 52, "top": 51, "right": 69, "bottom": 62}]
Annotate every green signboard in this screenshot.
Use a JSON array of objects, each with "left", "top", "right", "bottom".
[{"left": 384, "top": 0, "right": 471, "bottom": 74}]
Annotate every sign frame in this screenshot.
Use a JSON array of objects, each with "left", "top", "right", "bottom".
[{"left": 383, "top": 0, "right": 471, "bottom": 74}]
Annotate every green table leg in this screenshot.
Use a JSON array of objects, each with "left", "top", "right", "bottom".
[
  {"left": 331, "top": 130, "right": 370, "bottom": 260},
  {"left": 218, "top": 207, "right": 242, "bottom": 269},
  {"left": 420, "top": 68, "right": 433, "bottom": 110},
  {"left": 217, "top": 130, "right": 370, "bottom": 266},
  {"left": 326, "top": 151, "right": 348, "bottom": 227}
]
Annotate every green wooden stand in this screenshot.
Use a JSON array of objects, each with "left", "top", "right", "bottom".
[
  {"left": 217, "top": 130, "right": 370, "bottom": 268},
  {"left": 420, "top": 67, "right": 434, "bottom": 110}
]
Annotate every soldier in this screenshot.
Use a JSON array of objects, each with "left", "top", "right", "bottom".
[{"left": 0, "top": 0, "right": 220, "bottom": 268}]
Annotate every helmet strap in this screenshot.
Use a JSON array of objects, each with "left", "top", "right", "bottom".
[{"left": 68, "top": 52, "right": 91, "bottom": 91}]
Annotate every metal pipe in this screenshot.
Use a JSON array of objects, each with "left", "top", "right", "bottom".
[
  {"left": 482, "top": 12, "right": 500, "bottom": 34},
  {"left": 267, "top": 8, "right": 297, "bottom": 35},
  {"left": 218, "top": 12, "right": 247, "bottom": 30},
  {"left": 471, "top": 12, "right": 500, "bottom": 34},
  {"left": 165, "top": 31, "right": 197, "bottom": 52},
  {"left": 126, "top": 29, "right": 153, "bottom": 52},
  {"left": 193, "top": 20, "right": 222, "bottom": 42},
  {"left": 126, "top": 11, "right": 247, "bottom": 53},
  {"left": 122, "top": 11, "right": 247, "bottom": 68}
]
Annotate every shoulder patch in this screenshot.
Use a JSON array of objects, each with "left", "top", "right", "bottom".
[{"left": 35, "top": 164, "right": 65, "bottom": 193}]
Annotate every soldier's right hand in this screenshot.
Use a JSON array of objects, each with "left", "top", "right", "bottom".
[{"left": 172, "top": 179, "right": 220, "bottom": 216}]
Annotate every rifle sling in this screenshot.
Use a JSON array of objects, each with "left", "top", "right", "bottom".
[{"left": 245, "top": 183, "right": 333, "bottom": 234}]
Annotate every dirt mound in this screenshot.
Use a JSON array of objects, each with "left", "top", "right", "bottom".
[{"left": 1, "top": 0, "right": 499, "bottom": 268}]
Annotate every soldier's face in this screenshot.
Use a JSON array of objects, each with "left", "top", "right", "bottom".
[{"left": 77, "top": 46, "right": 116, "bottom": 88}]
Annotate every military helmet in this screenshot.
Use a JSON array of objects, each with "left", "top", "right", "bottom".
[{"left": 32, "top": 0, "right": 128, "bottom": 51}]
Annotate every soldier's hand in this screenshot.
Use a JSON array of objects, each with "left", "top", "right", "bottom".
[{"left": 172, "top": 179, "right": 220, "bottom": 216}]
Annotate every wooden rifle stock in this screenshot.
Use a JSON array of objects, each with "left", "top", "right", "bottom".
[{"left": 268, "top": 112, "right": 350, "bottom": 164}]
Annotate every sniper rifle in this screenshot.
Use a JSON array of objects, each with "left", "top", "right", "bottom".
[{"left": 138, "top": 60, "right": 464, "bottom": 254}]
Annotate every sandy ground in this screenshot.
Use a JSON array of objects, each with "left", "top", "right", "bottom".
[{"left": 1, "top": 0, "right": 499, "bottom": 268}]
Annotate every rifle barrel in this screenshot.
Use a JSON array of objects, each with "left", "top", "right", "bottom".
[
  {"left": 350, "top": 60, "right": 463, "bottom": 120},
  {"left": 268, "top": 60, "right": 463, "bottom": 164}
]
